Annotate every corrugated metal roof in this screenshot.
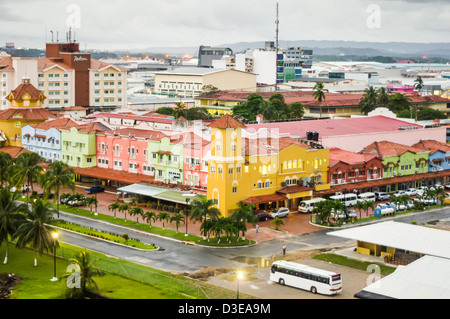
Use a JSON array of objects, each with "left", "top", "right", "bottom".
[
  {"left": 327, "top": 221, "right": 450, "bottom": 259},
  {"left": 357, "top": 255, "right": 450, "bottom": 299}
]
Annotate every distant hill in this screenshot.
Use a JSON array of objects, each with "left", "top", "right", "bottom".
[{"left": 220, "top": 40, "right": 450, "bottom": 58}]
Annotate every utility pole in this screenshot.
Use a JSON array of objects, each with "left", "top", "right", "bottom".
[{"left": 275, "top": 2, "right": 279, "bottom": 91}]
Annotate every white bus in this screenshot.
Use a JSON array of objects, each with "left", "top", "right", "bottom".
[
  {"left": 298, "top": 198, "right": 326, "bottom": 213},
  {"left": 329, "top": 194, "right": 357, "bottom": 207},
  {"left": 270, "top": 261, "right": 342, "bottom": 295},
  {"left": 357, "top": 192, "right": 376, "bottom": 203}
]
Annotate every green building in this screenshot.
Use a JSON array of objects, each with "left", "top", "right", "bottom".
[
  {"left": 148, "top": 135, "right": 184, "bottom": 185},
  {"left": 360, "top": 141, "right": 430, "bottom": 192},
  {"left": 60, "top": 122, "right": 109, "bottom": 168}
]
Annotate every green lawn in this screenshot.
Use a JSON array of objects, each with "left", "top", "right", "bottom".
[
  {"left": 313, "top": 253, "right": 396, "bottom": 276},
  {"left": 0, "top": 243, "right": 198, "bottom": 299}
]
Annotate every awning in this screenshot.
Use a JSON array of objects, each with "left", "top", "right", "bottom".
[
  {"left": 118, "top": 183, "right": 203, "bottom": 205},
  {"left": 73, "top": 166, "right": 154, "bottom": 185},
  {"left": 242, "top": 194, "right": 287, "bottom": 205},
  {"left": 118, "top": 183, "right": 166, "bottom": 197},
  {"left": 277, "top": 185, "right": 313, "bottom": 195}
]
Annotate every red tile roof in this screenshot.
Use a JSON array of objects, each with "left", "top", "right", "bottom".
[
  {"left": 0, "top": 56, "right": 14, "bottom": 71},
  {"left": 360, "top": 141, "right": 429, "bottom": 157},
  {"left": 208, "top": 114, "right": 246, "bottom": 129},
  {"left": 241, "top": 194, "right": 287, "bottom": 205},
  {"left": 0, "top": 146, "right": 31, "bottom": 158},
  {"left": 0, "top": 108, "right": 55, "bottom": 121},
  {"left": 7, "top": 83, "right": 46, "bottom": 101},
  {"left": 30, "top": 117, "right": 79, "bottom": 131},
  {"left": 411, "top": 140, "right": 450, "bottom": 155},
  {"left": 329, "top": 148, "right": 380, "bottom": 166},
  {"left": 73, "top": 166, "right": 154, "bottom": 185}
]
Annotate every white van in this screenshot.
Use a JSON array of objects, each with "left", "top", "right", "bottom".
[
  {"left": 298, "top": 198, "right": 326, "bottom": 213},
  {"left": 357, "top": 192, "right": 376, "bottom": 203},
  {"left": 329, "top": 194, "right": 358, "bottom": 207}
]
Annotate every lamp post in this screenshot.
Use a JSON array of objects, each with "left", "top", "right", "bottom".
[
  {"left": 50, "top": 231, "right": 59, "bottom": 282},
  {"left": 236, "top": 271, "right": 244, "bottom": 299},
  {"left": 185, "top": 198, "right": 190, "bottom": 237}
]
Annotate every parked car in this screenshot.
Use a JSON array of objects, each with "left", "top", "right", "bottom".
[
  {"left": 269, "top": 208, "right": 290, "bottom": 219},
  {"left": 377, "top": 203, "right": 391, "bottom": 209},
  {"left": 392, "top": 202, "right": 407, "bottom": 211},
  {"left": 393, "top": 190, "right": 407, "bottom": 198},
  {"left": 256, "top": 212, "right": 269, "bottom": 221},
  {"left": 375, "top": 192, "right": 390, "bottom": 201},
  {"left": 86, "top": 186, "right": 105, "bottom": 194},
  {"left": 335, "top": 209, "right": 358, "bottom": 220},
  {"left": 68, "top": 198, "right": 85, "bottom": 207},
  {"left": 405, "top": 188, "right": 417, "bottom": 196}
]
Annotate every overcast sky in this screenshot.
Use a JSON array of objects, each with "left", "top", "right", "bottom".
[{"left": 1, "top": 0, "right": 449, "bottom": 51}]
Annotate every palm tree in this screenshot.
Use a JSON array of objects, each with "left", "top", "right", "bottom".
[
  {"left": 362, "top": 200, "right": 375, "bottom": 217},
  {"left": 414, "top": 76, "right": 424, "bottom": 92},
  {"left": 435, "top": 187, "right": 446, "bottom": 205},
  {"left": 108, "top": 202, "right": 120, "bottom": 219},
  {"left": 144, "top": 211, "right": 156, "bottom": 227},
  {"left": 0, "top": 188, "right": 27, "bottom": 264},
  {"left": 231, "top": 202, "right": 258, "bottom": 240},
  {"left": 0, "top": 152, "right": 13, "bottom": 187},
  {"left": 85, "top": 197, "right": 98, "bottom": 215},
  {"left": 170, "top": 213, "right": 185, "bottom": 232},
  {"left": 119, "top": 203, "right": 130, "bottom": 222},
  {"left": 189, "top": 196, "right": 220, "bottom": 225},
  {"left": 41, "top": 161, "right": 76, "bottom": 218},
  {"left": 173, "top": 102, "right": 187, "bottom": 119},
  {"left": 359, "top": 86, "right": 379, "bottom": 115},
  {"left": 130, "top": 206, "right": 144, "bottom": 223},
  {"left": 313, "top": 82, "right": 328, "bottom": 118},
  {"left": 377, "top": 87, "right": 391, "bottom": 107},
  {"left": 200, "top": 220, "right": 213, "bottom": 240},
  {"left": 157, "top": 211, "right": 170, "bottom": 229},
  {"left": 354, "top": 201, "right": 365, "bottom": 220},
  {"left": 13, "top": 152, "right": 44, "bottom": 203},
  {"left": 13, "top": 199, "right": 59, "bottom": 267},
  {"left": 60, "top": 249, "right": 105, "bottom": 298}
]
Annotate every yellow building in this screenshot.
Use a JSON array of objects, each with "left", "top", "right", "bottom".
[
  {"left": 154, "top": 68, "right": 257, "bottom": 98},
  {"left": 207, "top": 115, "right": 330, "bottom": 217},
  {"left": 0, "top": 77, "right": 53, "bottom": 147}
]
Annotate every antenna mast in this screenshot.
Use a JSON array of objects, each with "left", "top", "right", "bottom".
[{"left": 275, "top": 2, "right": 279, "bottom": 91}]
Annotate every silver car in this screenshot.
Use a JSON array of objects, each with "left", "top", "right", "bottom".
[{"left": 269, "top": 208, "right": 290, "bottom": 219}]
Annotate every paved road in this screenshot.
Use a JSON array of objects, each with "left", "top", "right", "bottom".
[{"left": 55, "top": 207, "right": 450, "bottom": 273}]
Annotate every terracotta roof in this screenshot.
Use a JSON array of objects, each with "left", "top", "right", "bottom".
[
  {"left": 208, "top": 114, "right": 246, "bottom": 129},
  {"left": 412, "top": 140, "right": 450, "bottom": 155},
  {"left": 73, "top": 166, "right": 154, "bottom": 185},
  {"left": 7, "top": 83, "right": 46, "bottom": 101},
  {"left": 241, "top": 194, "right": 287, "bottom": 205},
  {"left": 360, "top": 141, "right": 430, "bottom": 158},
  {"left": 0, "top": 108, "right": 55, "bottom": 121},
  {"left": 60, "top": 121, "right": 110, "bottom": 134},
  {"left": 86, "top": 112, "right": 173, "bottom": 124},
  {"left": 329, "top": 148, "right": 381, "bottom": 166},
  {"left": 277, "top": 185, "right": 313, "bottom": 195},
  {"left": 62, "top": 106, "right": 87, "bottom": 111},
  {"left": 30, "top": 117, "right": 79, "bottom": 131},
  {"left": 0, "top": 56, "right": 14, "bottom": 71},
  {"left": 0, "top": 146, "right": 31, "bottom": 158},
  {"left": 279, "top": 137, "right": 313, "bottom": 150},
  {"left": 90, "top": 58, "right": 128, "bottom": 72},
  {"left": 38, "top": 57, "right": 73, "bottom": 71}
]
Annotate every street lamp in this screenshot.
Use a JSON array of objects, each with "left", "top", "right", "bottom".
[
  {"left": 50, "top": 231, "right": 59, "bottom": 282},
  {"left": 185, "top": 198, "right": 190, "bottom": 237},
  {"left": 236, "top": 271, "right": 244, "bottom": 299}
]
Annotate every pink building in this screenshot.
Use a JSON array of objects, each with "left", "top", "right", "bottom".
[
  {"left": 181, "top": 131, "right": 211, "bottom": 190},
  {"left": 96, "top": 128, "right": 166, "bottom": 176},
  {"left": 386, "top": 85, "right": 415, "bottom": 94}
]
